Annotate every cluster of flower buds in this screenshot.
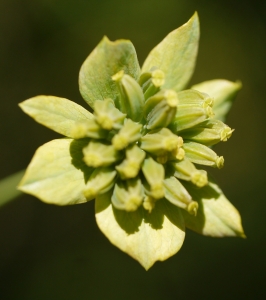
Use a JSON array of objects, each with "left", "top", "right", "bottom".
[
  {"left": 18, "top": 13, "right": 244, "bottom": 269},
  {"left": 70, "top": 67, "right": 233, "bottom": 217}
]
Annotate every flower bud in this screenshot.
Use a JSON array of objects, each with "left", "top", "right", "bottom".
[
  {"left": 169, "top": 89, "right": 215, "bottom": 133},
  {"left": 177, "top": 89, "right": 214, "bottom": 108},
  {"left": 138, "top": 68, "right": 165, "bottom": 99},
  {"left": 112, "top": 70, "right": 144, "bottom": 122},
  {"left": 112, "top": 119, "right": 142, "bottom": 150},
  {"left": 174, "top": 147, "right": 185, "bottom": 160},
  {"left": 169, "top": 106, "right": 214, "bottom": 133},
  {"left": 141, "top": 157, "right": 165, "bottom": 199},
  {"left": 71, "top": 118, "right": 107, "bottom": 139},
  {"left": 116, "top": 145, "right": 146, "bottom": 179},
  {"left": 171, "top": 157, "right": 208, "bottom": 187},
  {"left": 192, "top": 80, "right": 242, "bottom": 122},
  {"left": 159, "top": 146, "right": 185, "bottom": 164},
  {"left": 183, "top": 141, "right": 224, "bottom": 168},
  {"left": 83, "top": 167, "right": 117, "bottom": 200},
  {"left": 181, "top": 119, "right": 234, "bottom": 146},
  {"left": 139, "top": 68, "right": 165, "bottom": 88},
  {"left": 111, "top": 178, "right": 144, "bottom": 212},
  {"left": 93, "top": 98, "right": 126, "bottom": 130},
  {"left": 83, "top": 141, "right": 122, "bottom": 168},
  {"left": 143, "top": 195, "right": 157, "bottom": 213},
  {"left": 140, "top": 128, "right": 183, "bottom": 157},
  {"left": 144, "top": 90, "right": 178, "bottom": 130},
  {"left": 144, "top": 90, "right": 178, "bottom": 117},
  {"left": 163, "top": 176, "right": 198, "bottom": 216}
]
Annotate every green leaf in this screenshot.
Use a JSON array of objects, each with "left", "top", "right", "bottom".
[
  {"left": 79, "top": 37, "right": 141, "bottom": 109},
  {"left": 18, "top": 139, "right": 94, "bottom": 205},
  {"left": 191, "top": 80, "right": 242, "bottom": 122},
  {"left": 142, "top": 12, "right": 199, "bottom": 91},
  {"left": 0, "top": 170, "right": 24, "bottom": 207},
  {"left": 95, "top": 193, "right": 185, "bottom": 270},
  {"left": 19, "top": 96, "right": 93, "bottom": 138},
  {"left": 181, "top": 180, "right": 245, "bottom": 238}
]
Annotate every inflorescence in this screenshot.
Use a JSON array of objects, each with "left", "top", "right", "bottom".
[{"left": 71, "top": 68, "right": 233, "bottom": 216}]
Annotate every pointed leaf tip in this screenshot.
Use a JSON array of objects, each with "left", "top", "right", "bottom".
[
  {"left": 142, "top": 13, "right": 200, "bottom": 92},
  {"left": 182, "top": 180, "right": 245, "bottom": 238}
]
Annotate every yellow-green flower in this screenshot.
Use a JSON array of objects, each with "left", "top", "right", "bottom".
[{"left": 18, "top": 13, "right": 245, "bottom": 270}]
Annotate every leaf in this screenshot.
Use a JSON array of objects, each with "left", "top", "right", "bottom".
[
  {"left": 191, "top": 80, "right": 242, "bottom": 122},
  {"left": 96, "top": 193, "right": 185, "bottom": 270},
  {"left": 142, "top": 12, "right": 199, "bottom": 91},
  {"left": 18, "top": 139, "right": 94, "bottom": 205},
  {"left": 0, "top": 170, "right": 24, "bottom": 207},
  {"left": 181, "top": 180, "right": 245, "bottom": 238},
  {"left": 79, "top": 37, "right": 141, "bottom": 109},
  {"left": 19, "top": 96, "right": 93, "bottom": 138}
]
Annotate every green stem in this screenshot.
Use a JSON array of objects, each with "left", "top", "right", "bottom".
[{"left": 0, "top": 170, "right": 25, "bottom": 207}]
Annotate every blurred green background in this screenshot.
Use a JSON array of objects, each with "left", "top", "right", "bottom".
[{"left": 0, "top": 0, "right": 265, "bottom": 299}]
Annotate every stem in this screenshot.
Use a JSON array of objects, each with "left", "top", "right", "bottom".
[{"left": 0, "top": 170, "right": 25, "bottom": 207}]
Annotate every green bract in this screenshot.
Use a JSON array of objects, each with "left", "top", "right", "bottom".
[{"left": 18, "top": 13, "right": 245, "bottom": 270}]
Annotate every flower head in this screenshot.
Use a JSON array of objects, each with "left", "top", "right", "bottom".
[{"left": 18, "top": 13, "right": 245, "bottom": 270}]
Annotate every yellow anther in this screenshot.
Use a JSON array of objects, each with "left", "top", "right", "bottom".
[
  {"left": 112, "top": 134, "right": 128, "bottom": 150},
  {"left": 151, "top": 69, "right": 165, "bottom": 87},
  {"left": 221, "top": 128, "right": 234, "bottom": 142},
  {"left": 165, "top": 90, "right": 178, "bottom": 107},
  {"left": 175, "top": 148, "right": 185, "bottom": 160},
  {"left": 216, "top": 156, "right": 224, "bottom": 169},
  {"left": 83, "top": 153, "right": 102, "bottom": 168},
  {"left": 187, "top": 201, "right": 198, "bottom": 216},
  {"left": 164, "top": 137, "right": 178, "bottom": 152},
  {"left": 191, "top": 170, "right": 208, "bottom": 187},
  {"left": 97, "top": 115, "right": 114, "bottom": 130},
  {"left": 143, "top": 195, "right": 156, "bottom": 213},
  {"left": 202, "top": 97, "right": 214, "bottom": 108},
  {"left": 150, "top": 183, "right": 165, "bottom": 199}
]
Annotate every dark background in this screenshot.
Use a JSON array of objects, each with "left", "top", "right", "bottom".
[{"left": 0, "top": 0, "right": 265, "bottom": 299}]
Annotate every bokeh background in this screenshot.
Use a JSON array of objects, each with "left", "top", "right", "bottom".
[{"left": 0, "top": 0, "right": 265, "bottom": 299}]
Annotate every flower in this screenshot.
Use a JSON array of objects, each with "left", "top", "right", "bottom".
[{"left": 18, "top": 12, "right": 245, "bottom": 270}]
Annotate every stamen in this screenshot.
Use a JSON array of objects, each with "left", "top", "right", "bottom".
[
  {"left": 220, "top": 127, "right": 234, "bottom": 141},
  {"left": 187, "top": 201, "right": 199, "bottom": 216}
]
